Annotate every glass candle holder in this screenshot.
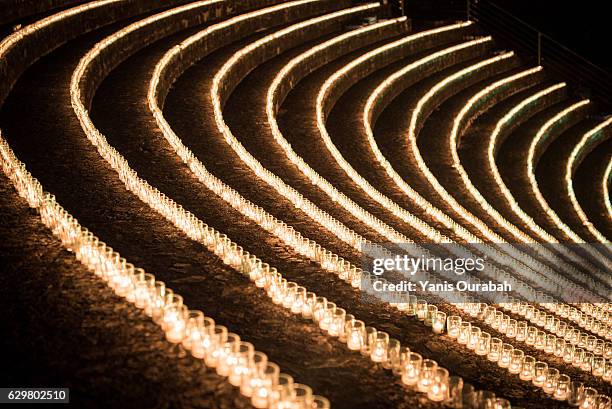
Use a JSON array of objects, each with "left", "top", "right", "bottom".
[
  {"left": 327, "top": 308, "right": 345, "bottom": 337},
  {"left": 192, "top": 317, "right": 215, "bottom": 359},
  {"left": 567, "top": 381, "right": 585, "bottom": 406},
  {"left": 532, "top": 361, "right": 548, "bottom": 387},
  {"left": 476, "top": 332, "right": 491, "bottom": 356},
  {"left": 251, "top": 362, "right": 280, "bottom": 408},
  {"left": 427, "top": 367, "right": 449, "bottom": 402},
  {"left": 229, "top": 342, "right": 254, "bottom": 386},
  {"left": 405, "top": 295, "right": 417, "bottom": 316},
  {"left": 416, "top": 300, "right": 428, "bottom": 321},
  {"left": 498, "top": 343, "right": 513, "bottom": 368},
  {"left": 563, "top": 343, "right": 576, "bottom": 364},
  {"left": 543, "top": 367, "right": 559, "bottom": 394},
  {"left": 182, "top": 310, "right": 204, "bottom": 351},
  {"left": 164, "top": 305, "right": 188, "bottom": 344},
  {"left": 361, "top": 326, "right": 377, "bottom": 357},
  {"left": 509, "top": 349, "right": 524, "bottom": 374},
  {"left": 516, "top": 321, "right": 528, "bottom": 342},
  {"left": 240, "top": 351, "right": 268, "bottom": 397},
  {"left": 520, "top": 356, "right": 535, "bottom": 381},
  {"left": 581, "top": 387, "right": 598, "bottom": 408},
  {"left": 545, "top": 334, "right": 557, "bottom": 354},
  {"left": 216, "top": 333, "right": 241, "bottom": 377},
  {"left": 447, "top": 316, "right": 462, "bottom": 338},
  {"left": 506, "top": 319, "right": 518, "bottom": 338},
  {"left": 433, "top": 311, "right": 446, "bottom": 334},
  {"left": 475, "top": 391, "right": 496, "bottom": 408},
  {"left": 346, "top": 320, "right": 365, "bottom": 351},
  {"left": 401, "top": 352, "right": 422, "bottom": 386},
  {"left": 458, "top": 322, "right": 472, "bottom": 345},
  {"left": 134, "top": 272, "right": 155, "bottom": 309},
  {"left": 604, "top": 361, "right": 612, "bottom": 381},
  {"left": 487, "top": 338, "right": 502, "bottom": 362},
  {"left": 204, "top": 325, "right": 228, "bottom": 367},
  {"left": 553, "top": 374, "right": 570, "bottom": 401},
  {"left": 448, "top": 376, "right": 463, "bottom": 408},
  {"left": 417, "top": 359, "right": 438, "bottom": 393},
  {"left": 526, "top": 326, "right": 538, "bottom": 346},
  {"left": 319, "top": 302, "right": 336, "bottom": 331},
  {"left": 384, "top": 339, "right": 401, "bottom": 373},
  {"left": 581, "top": 352, "right": 593, "bottom": 372},
  {"left": 592, "top": 356, "right": 605, "bottom": 377},
  {"left": 425, "top": 305, "right": 438, "bottom": 327},
  {"left": 461, "top": 383, "right": 476, "bottom": 409},
  {"left": 371, "top": 331, "right": 390, "bottom": 363},
  {"left": 467, "top": 327, "right": 481, "bottom": 351},
  {"left": 535, "top": 330, "right": 547, "bottom": 350},
  {"left": 312, "top": 297, "right": 327, "bottom": 323},
  {"left": 302, "top": 292, "right": 316, "bottom": 318},
  {"left": 274, "top": 374, "right": 294, "bottom": 408},
  {"left": 339, "top": 314, "right": 354, "bottom": 343},
  {"left": 554, "top": 338, "right": 566, "bottom": 358},
  {"left": 573, "top": 348, "right": 585, "bottom": 368}
]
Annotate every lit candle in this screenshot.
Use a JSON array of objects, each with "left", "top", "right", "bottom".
[
  {"left": 433, "top": 312, "right": 446, "bottom": 334},
  {"left": 427, "top": 367, "right": 449, "bottom": 402},
  {"left": 532, "top": 362, "right": 548, "bottom": 387}
]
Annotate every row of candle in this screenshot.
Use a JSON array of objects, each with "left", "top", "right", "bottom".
[
  {"left": 0, "top": 134, "right": 327, "bottom": 408},
  {"left": 353, "top": 28, "right": 609, "bottom": 305},
  {"left": 204, "top": 3, "right": 612, "bottom": 386},
  {"left": 459, "top": 302, "right": 612, "bottom": 380},
  {"left": 487, "top": 90, "right": 612, "bottom": 279},
  {"left": 455, "top": 70, "right": 612, "bottom": 292},
  {"left": 411, "top": 51, "right": 607, "bottom": 303},
  {"left": 66, "top": 4, "right": 514, "bottom": 407},
  {"left": 351, "top": 28, "right": 608, "bottom": 307},
  {"left": 403, "top": 51, "right": 612, "bottom": 309},
  {"left": 522, "top": 96, "right": 611, "bottom": 257},
  {"left": 565, "top": 117, "right": 612, "bottom": 244},
  {"left": 148, "top": 9, "right": 404, "bottom": 291},
  {"left": 451, "top": 72, "right": 612, "bottom": 285}
]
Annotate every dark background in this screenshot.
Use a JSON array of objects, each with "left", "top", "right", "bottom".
[{"left": 402, "top": 0, "right": 611, "bottom": 72}]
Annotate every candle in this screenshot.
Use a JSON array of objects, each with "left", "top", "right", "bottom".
[
  {"left": 553, "top": 374, "right": 570, "bottom": 401},
  {"left": 532, "top": 362, "right": 548, "bottom": 387},
  {"left": 347, "top": 320, "right": 365, "bottom": 351},
  {"left": 447, "top": 315, "right": 461, "bottom": 338},
  {"left": 433, "top": 312, "right": 446, "bottom": 334},
  {"left": 520, "top": 356, "right": 535, "bottom": 381},
  {"left": 370, "top": 332, "right": 389, "bottom": 363},
  {"left": 417, "top": 359, "right": 437, "bottom": 392},
  {"left": 427, "top": 367, "right": 449, "bottom": 401},
  {"left": 401, "top": 352, "right": 422, "bottom": 386}
]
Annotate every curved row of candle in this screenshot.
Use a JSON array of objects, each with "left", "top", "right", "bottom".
[
  {"left": 0, "top": 0, "right": 120, "bottom": 57},
  {"left": 204, "top": 4, "right": 612, "bottom": 398},
  {"left": 66, "top": 3, "right": 519, "bottom": 406},
  {"left": 353, "top": 31, "right": 607, "bottom": 305},
  {"left": 409, "top": 61, "right": 612, "bottom": 323},
  {"left": 218, "top": 1, "right": 610, "bottom": 345},
  {"left": 0, "top": 133, "right": 329, "bottom": 409},
  {"left": 565, "top": 117, "right": 612, "bottom": 244},
  {"left": 456, "top": 74, "right": 612, "bottom": 288},
  {"left": 148, "top": 11, "right": 405, "bottom": 295},
  {"left": 457, "top": 300, "right": 612, "bottom": 383},
  {"left": 356, "top": 36, "right": 608, "bottom": 303},
  {"left": 524, "top": 99, "right": 611, "bottom": 253},
  {"left": 420, "top": 56, "right": 609, "bottom": 303},
  {"left": 146, "top": 8, "right": 611, "bottom": 404},
  {"left": 487, "top": 93, "right": 608, "bottom": 275}
]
